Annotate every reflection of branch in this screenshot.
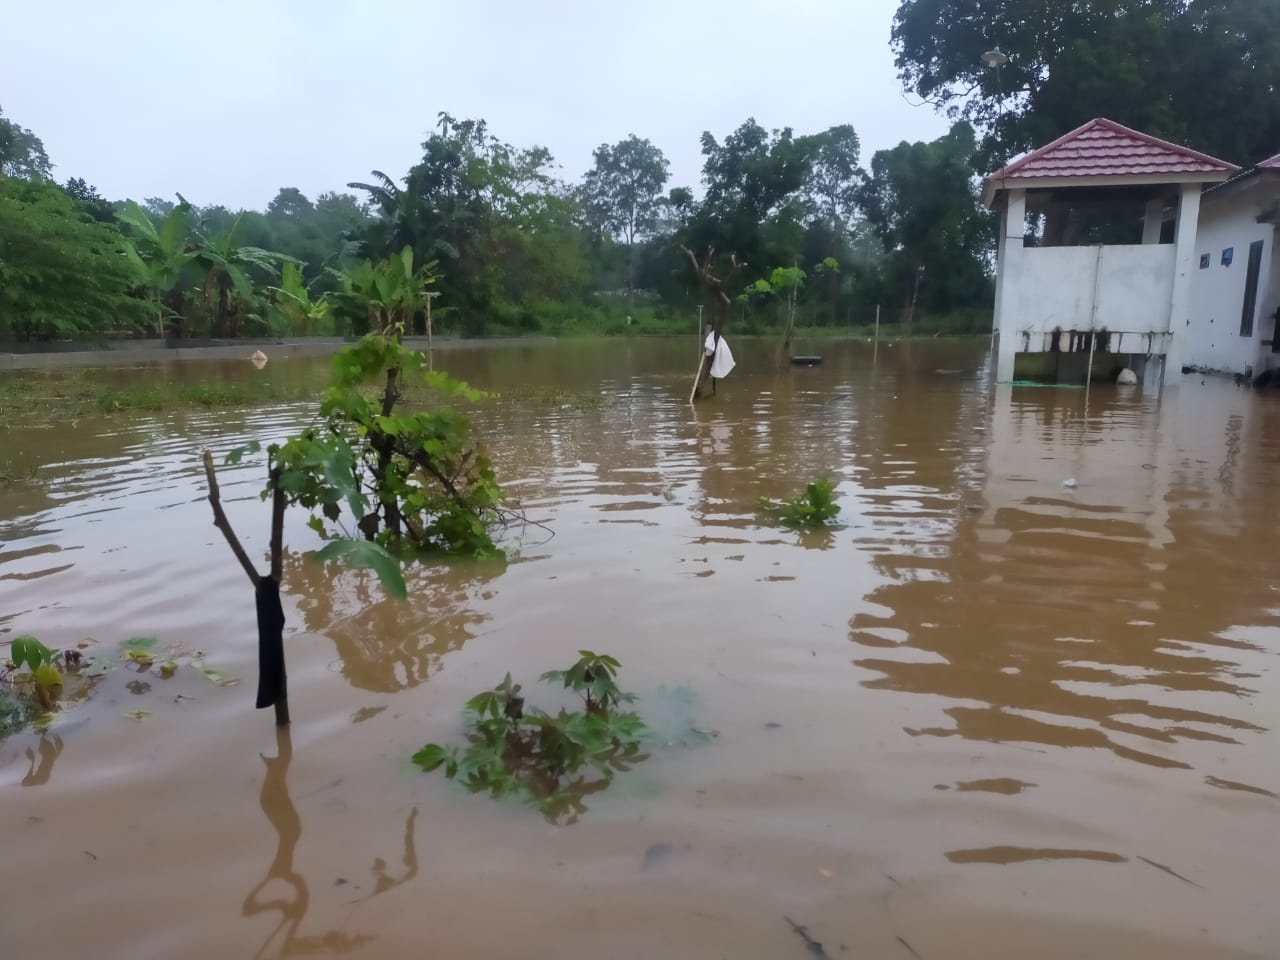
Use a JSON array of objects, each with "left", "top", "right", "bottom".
[
  {"left": 243, "top": 728, "right": 306, "bottom": 960},
  {"left": 353, "top": 807, "right": 420, "bottom": 901},
  {"left": 22, "top": 735, "right": 63, "bottom": 787}
]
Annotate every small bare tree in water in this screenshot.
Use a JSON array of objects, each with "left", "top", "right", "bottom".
[{"left": 680, "top": 245, "right": 746, "bottom": 400}]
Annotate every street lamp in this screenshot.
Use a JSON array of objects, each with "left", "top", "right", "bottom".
[{"left": 981, "top": 46, "right": 1009, "bottom": 68}]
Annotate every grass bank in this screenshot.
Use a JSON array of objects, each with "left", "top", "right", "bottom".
[{"left": 0, "top": 368, "right": 319, "bottom": 421}]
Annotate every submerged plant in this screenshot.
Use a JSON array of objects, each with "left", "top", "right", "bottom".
[
  {"left": 413, "top": 651, "right": 653, "bottom": 821},
  {"left": 6, "top": 636, "right": 63, "bottom": 709},
  {"left": 759, "top": 476, "right": 841, "bottom": 529}
]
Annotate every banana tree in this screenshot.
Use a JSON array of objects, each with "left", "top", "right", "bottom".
[
  {"left": 269, "top": 260, "right": 330, "bottom": 336},
  {"left": 190, "top": 216, "right": 289, "bottom": 338},
  {"left": 328, "top": 246, "right": 437, "bottom": 337},
  {"left": 117, "top": 196, "right": 194, "bottom": 337}
]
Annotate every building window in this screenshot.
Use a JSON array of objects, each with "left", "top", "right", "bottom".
[{"left": 1241, "top": 240, "right": 1265, "bottom": 338}]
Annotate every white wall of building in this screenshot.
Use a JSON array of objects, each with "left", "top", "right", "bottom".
[
  {"left": 1185, "top": 185, "right": 1278, "bottom": 375},
  {"left": 1013, "top": 245, "right": 1176, "bottom": 343}
]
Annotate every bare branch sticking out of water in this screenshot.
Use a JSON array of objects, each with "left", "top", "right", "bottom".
[
  {"left": 202, "top": 449, "right": 259, "bottom": 586},
  {"left": 896, "top": 934, "right": 924, "bottom": 958},
  {"left": 784, "top": 916, "right": 830, "bottom": 959},
  {"left": 1137, "top": 856, "right": 1205, "bottom": 889}
]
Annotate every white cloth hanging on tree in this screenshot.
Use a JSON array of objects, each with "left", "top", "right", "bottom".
[{"left": 704, "top": 331, "right": 735, "bottom": 379}]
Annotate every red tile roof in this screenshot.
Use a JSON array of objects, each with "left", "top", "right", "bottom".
[{"left": 984, "top": 119, "right": 1237, "bottom": 202}]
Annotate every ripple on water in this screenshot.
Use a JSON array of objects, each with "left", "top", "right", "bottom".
[{"left": 1, "top": 343, "right": 1277, "bottom": 959}]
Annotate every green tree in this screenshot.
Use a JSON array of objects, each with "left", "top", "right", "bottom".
[
  {"left": 801, "top": 124, "right": 863, "bottom": 236},
  {"left": 63, "top": 178, "right": 115, "bottom": 223},
  {"left": 580, "top": 135, "right": 670, "bottom": 300},
  {"left": 189, "top": 217, "right": 288, "bottom": 338},
  {"left": 892, "top": 0, "right": 1280, "bottom": 165},
  {"left": 687, "top": 119, "right": 816, "bottom": 283},
  {"left": 0, "top": 177, "right": 146, "bottom": 341},
  {"left": 354, "top": 113, "right": 583, "bottom": 334},
  {"left": 857, "top": 123, "right": 992, "bottom": 330},
  {"left": 117, "top": 197, "right": 196, "bottom": 336},
  {"left": 0, "top": 106, "right": 52, "bottom": 180}
]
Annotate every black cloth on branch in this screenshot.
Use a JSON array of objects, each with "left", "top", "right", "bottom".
[{"left": 255, "top": 575, "right": 286, "bottom": 710}]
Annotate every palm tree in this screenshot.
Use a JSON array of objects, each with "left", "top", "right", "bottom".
[{"left": 348, "top": 170, "right": 411, "bottom": 252}]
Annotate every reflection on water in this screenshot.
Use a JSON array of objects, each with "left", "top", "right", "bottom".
[
  {"left": 2, "top": 339, "right": 1279, "bottom": 959},
  {"left": 21, "top": 735, "right": 62, "bottom": 787},
  {"left": 850, "top": 384, "right": 1272, "bottom": 778},
  {"left": 283, "top": 549, "right": 506, "bottom": 693},
  {"left": 243, "top": 728, "right": 418, "bottom": 958}
]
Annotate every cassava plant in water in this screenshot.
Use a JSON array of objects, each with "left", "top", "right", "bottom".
[
  {"left": 413, "top": 651, "right": 650, "bottom": 821},
  {"left": 4, "top": 636, "right": 63, "bottom": 711},
  {"left": 760, "top": 476, "right": 841, "bottom": 529},
  {"left": 230, "top": 249, "right": 505, "bottom": 568}
]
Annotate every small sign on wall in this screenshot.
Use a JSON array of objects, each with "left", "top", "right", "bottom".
[
  {"left": 1200, "top": 254, "right": 1210, "bottom": 269},
  {"left": 1222, "top": 247, "right": 1234, "bottom": 266}
]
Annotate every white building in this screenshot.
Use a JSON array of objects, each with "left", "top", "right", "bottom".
[
  {"left": 1184, "top": 155, "right": 1280, "bottom": 378},
  {"left": 984, "top": 118, "right": 1238, "bottom": 388}
]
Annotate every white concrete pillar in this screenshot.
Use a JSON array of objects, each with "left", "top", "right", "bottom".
[
  {"left": 995, "top": 189, "right": 1027, "bottom": 383},
  {"left": 1142, "top": 197, "right": 1165, "bottom": 245},
  {"left": 1164, "top": 184, "right": 1201, "bottom": 384}
]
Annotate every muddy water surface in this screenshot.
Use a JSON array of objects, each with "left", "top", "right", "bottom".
[{"left": 2, "top": 338, "right": 1278, "bottom": 959}]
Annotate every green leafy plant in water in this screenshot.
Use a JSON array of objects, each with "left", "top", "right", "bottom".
[
  {"left": 225, "top": 249, "right": 509, "bottom": 597},
  {"left": 760, "top": 476, "right": 840, "bottom": 529},
  {"left": 8, "top": 636, "right": 62, "bottom": 702},
  {"left": 413, "top": 651, "right": 653, "bottom": 821},
  {"left": 2, "top": 636, "right": 66, "bottom": 733}
]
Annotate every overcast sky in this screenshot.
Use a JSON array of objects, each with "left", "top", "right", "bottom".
[{"left": 1, "top": 0, "right": 951, "bottom": 210}]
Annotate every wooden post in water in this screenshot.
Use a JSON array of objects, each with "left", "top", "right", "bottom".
[{"left": 425, "top": 291, "right": 439, "bottom": 366}]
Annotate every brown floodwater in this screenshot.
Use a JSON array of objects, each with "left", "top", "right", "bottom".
[{"left": 2, "top": 337, "right": 1278, "bottom": 960}]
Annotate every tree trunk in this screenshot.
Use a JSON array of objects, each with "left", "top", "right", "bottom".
[
  {"left": 369, "top": 364, "right": 403, "bottom": 540},
  {"left": 904, "top": 264, "right": 922, "bottom": 335},
  {"left": 680, "top": 245, "right": 744, "bottom": 400}
]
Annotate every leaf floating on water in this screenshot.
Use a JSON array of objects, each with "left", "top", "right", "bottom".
[
  {"left": 190, "top": 659, "right": 238, "bottom": 687},
  {"left": 159, "top": 661, "right": 178, "bottom": 679},
  {"left": 124, "top": 709, "right": 152, "bottom": 722},
  {"left": 122, "top": 637, "right": 158, "bottom": 670},
  {"left": 123, "top": 650, "right": 154, "bottom": 669}
]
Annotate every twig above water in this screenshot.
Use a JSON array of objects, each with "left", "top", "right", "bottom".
[
  {"left": 1137, "top": 855, "right": 1204, "bottom": 889},
  {"left": 784, "top": 916, "right": 830, "bottom": 959},
  {"left": 202, "top": 449, "right": 260, "bottom": 586}
]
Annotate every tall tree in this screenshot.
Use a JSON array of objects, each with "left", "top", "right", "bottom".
[
  {"left": 892, "top": 0, "right": 1280, "bottom": 166},
  {"left": 0, "top": 106, "right": 52, "bottom": 180},
  {"left": 801, "top": 124, "right": 863, "bottom": 235},
  {"left": 580, "top": 135, "right": 670, "bottom": 300},
  {"left": 0, "top": 177, "right": 146, "bottom": 340},
  {"left": 857, "top": 123, "right": 992, "bottom": 329},
  {"left": 691, "top": 119, "right": 816, "bottom": 280},
  {"left": 63, "top": 177, "right": 115, "bottom": 223}
]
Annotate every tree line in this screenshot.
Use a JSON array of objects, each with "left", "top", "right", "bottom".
[{"left": 2, "top": 0, "right": 1276, "bottom": 343}]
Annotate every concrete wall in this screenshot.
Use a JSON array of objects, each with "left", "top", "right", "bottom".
[
  {"left": 1013, "top": 244, "right": 1176, "bottom": 344},
  {"left": 1186, "top": 185, "right": 1279, "bottom": 375}
]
